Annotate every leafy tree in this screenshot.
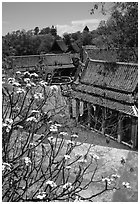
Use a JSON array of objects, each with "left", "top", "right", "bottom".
[
  {"left": 50, "top": 25, "right": 57, "bottom": 37},
  {"left": 39, "top": 27, "right": 51, "bottom": 35},
  {"left": 37, "top": 34, "right": 53, "bottom": 54},
  {"left": 34, "top": 27, "right": 39, "bottom": 35},
  {"left": 63, "top": 33, "right": 71, "bottom": 46},
  {"left": 90, "top": 2, "right": 138, "bottom": 62}
]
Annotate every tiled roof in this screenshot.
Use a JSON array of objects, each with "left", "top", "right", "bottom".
[
  {"left": 70, "top": 90, "right": 138, "bottom": 117},
  {"left": 8, "top": 53, "right": 74, "bottom": 69},
  {"left": 9, "top": 55, "right": 40, "bottom": 68},
  {"left": 47, "top": 64, "right": 75, "bottom": 69},
  {"left": 80, "top": 59, "right": 138, "bottom": 93},
  {"left": 44, "top": 53, "right": 73, "bottom": 65},
  {"left": 83, "top": 48, "right": 119, "bottom": 62},
  {"left": 72, "top": 84, "right": 135, "bottom": 104},
  {"left": 66, "top": 59, "right": 138, "bottom": 117}
]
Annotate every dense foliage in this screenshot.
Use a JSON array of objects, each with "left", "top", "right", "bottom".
[{"left": 2, "top": 2, "right": 138, "bottom": 62}]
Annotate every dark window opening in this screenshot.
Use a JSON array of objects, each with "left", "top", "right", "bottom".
[
  {"left": 122, "top": 116, "right": 132, "bottom": 144},
  {"left": 105, "top": 108, "right": 118, "bottom": 139},
  {"left": 90, "top": 105, "right": 102, "bottom": 131},
  {"left": 79, "top": 102, "right": 88, "bottom": 124}
]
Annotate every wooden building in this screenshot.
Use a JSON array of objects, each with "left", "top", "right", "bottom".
[
  {"left": 62, "top": 58, "right": 138, "bottom": 149},
  {"left": 8, "top": 53, "right": 77, "bottom": 82}
]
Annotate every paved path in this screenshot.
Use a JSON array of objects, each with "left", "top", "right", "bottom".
[{"left": 42, "top": 126, "right": 138, "bottom": 202}]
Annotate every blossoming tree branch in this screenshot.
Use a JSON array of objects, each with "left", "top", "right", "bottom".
[{"left": 2, "top": 68, "right": 130, "bottom": 202}]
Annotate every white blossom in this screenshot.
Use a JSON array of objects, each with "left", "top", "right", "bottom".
[
  {"left": 78, "top": 158, "right": 87, "bottom": 165},
  {"left": 90, "top": 153, "right": 100, "bottom": 160},
  {"left": 71, "top": 134, "right": 78, "bottom": 139},
  {"left": 59, "top": 132, "right": 68, "bottom": 136},
  {"left": 2, "top": 163, "right": 11, "bottom": 171},
  {"left": 29, "top": 142, "right": 37, "bottom": 148},
  {"left": 47, "top": 136, "right": 54, "bottom": 143},
  {"left": 24, "top": 157, "right": 32, "bottom": 166},
  {"left": 36, "top": 192, "right": 46, "bottom": 200},
  {"left": 5, "top": 118, "right": 13, "bottom": 125},
  {"left": 46, "top": 180, "right": 57, "bottom": 188},
  {"left": 30, "top": 73, "right": 38, "bottom": 77},
  {"left": 111, "top": 174, "right": 120, "bottom": 180},
  {"left": 26, "top": 117, "right": 38, "bottom": 123},
  {"left": 26, "top": 83, "right": 32, "bottom": 88},
  {"left": 63, "top": 182, "right": 72, "bottom": 191},
  {"left": 24, "top": 78, "right": 30, "bottom": 83},
  {"left": 17, "top": 125, "right": 23, "bottom": 129},
  {"left": 12, "top": 81, "right": 21, "bottom": 87},
  {"left": 34, "top": 93, "right": 44, "bottom": 100},
  {"left": 16, "top": 88, "right": 25, "bottom": 94},
  {"left": 64, "top": 155, "right": 71, "bottom": 160},
  {"left": 31, "top": 110, "right": 40, "bottom": 114},
  {"left": 54, "top": 123, "right": 62, "bottom": 127},
  {"left": 23, "top": 71, "right": 30, "bottom": 76},
  {"left": 65, "top": 166, "right": 71, "bottom": 170},
  {"left": 6, "top": 126, "right": 11, "bottom": 132},
  {"left": 50, "top": 85, "right": 58, "bottom": 92},
  {"left": 67, "top": 140, "right": 75, "bottom": 146},
  {"left": 102, "top": 177, "right": 112, "bottom": 185},
  {"left": 122, "top": 182, "right": 131, "bottom": 189},
  {"left": 39, "top": 80, "right": 48, "bottom": 86},
  {"left": 16, "top": 71, "right": 21, "bottom": 74},
  {"left": 8, "top": 77, "right": 15, "bottom": 84},
  {"left": 50, "top": 125, "right": 58, "bottom": 132},
  {"left": 59, "top": 113, "right": 66, "bottom": 117},
  {"left": 3, "top": 118, "right": 13, "bottom": 132},
  {"left": 74, "top": 196, "right": 82, "bottom": 202},
  {"left": 30, "top": 82, "right": 36, "bottom": 87}
]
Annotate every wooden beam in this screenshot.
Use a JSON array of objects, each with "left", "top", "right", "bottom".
[
  {"left": 87, "top": 103, "right": 92, "bottom": 128},
  {"left": 117, "top": 113, "right": 123, "bottom": 143},
  {"left": 68, "top": 97, "right": 73, "bottom": 118},
  {"left": 75, "top": 99, "right": 80, "bottom": 123},
  {"left": 131, "top": 117, "right": 138, "bottom": 149}
]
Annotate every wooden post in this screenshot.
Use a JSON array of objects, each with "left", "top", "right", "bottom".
[
  {"left": 75, "top": 99, "right": 80, "bottom": 123},
  {"left": 131, "top": 117, "right": 138, "bottom": 149},
  {"left": 68, "top": 97, "right": 73, "bottom": 118},
  {"left": 87, "top": 103, "right": 92, "bottom": 128},
  {"left": 102, "top": 107, "right": 106, "bottom": 135},
  {"left": 94, "top": 105, "right": 97, "bottom": 129},
  {"left": 117, "top": 113, "right": 123, "bottom": 143}
]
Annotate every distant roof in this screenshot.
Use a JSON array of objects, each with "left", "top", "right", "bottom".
[
  {"left": 51, "top": 40, "right": 68, "bottom": 53},
  {"left": 8, "top": 53, "right": 74, "bottom": 69},
  {"left": 83, "top": 26, "right": 89, "bottom": 32},
  {"left": 44, "top": 53, "right": 73, "bottom": 66},
  {"left": 68, "top": 42, "right": 80, "bottom": 53}
]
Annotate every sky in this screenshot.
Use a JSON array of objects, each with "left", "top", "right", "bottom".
[{"left": 2, "top": 1, "right": 112, "bottom": 36}]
